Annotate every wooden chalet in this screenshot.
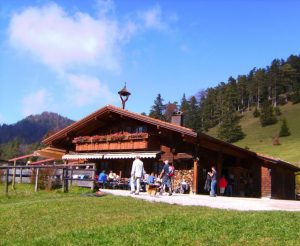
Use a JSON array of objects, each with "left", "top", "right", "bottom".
[{"left": 43, "top": 104, "right": 300, "bottom": 200}]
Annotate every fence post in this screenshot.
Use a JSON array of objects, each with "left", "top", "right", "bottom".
[
  {"left": 5, "top": 168, "right": 9, "bottom": 196},
  {"left": 91, "top": 164, "right": 95, "bottom": 191},
  {"left": 65, "top": 167, "right": 69, "bottom": 193},
  {"left": 62, "top": 168, "right": 65, "bottom": 192},
  {"left": 12, "top": 160, "right": 16, "bottom": 190},
  {"left": 35, "top": 168, "right": 39, "bottom": 192},
  {"left": 70, "top": 167, "right": 73, "bottom": 187}
]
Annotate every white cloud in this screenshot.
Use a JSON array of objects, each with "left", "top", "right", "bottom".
[
  {"left": 8, "top": 3, "right": 135, "bottom": 73},
  {"left": 22, "top": 89, "right": 49, "bottom": 116},
  {"left": 66, "top": 74, "right": 115, "bottom": 106},
  {"left": 139, "top": 5, "right": 165, "bottom": 30},
  {"left": 8, "top": 2, "right": 174, "bottom": 110}
]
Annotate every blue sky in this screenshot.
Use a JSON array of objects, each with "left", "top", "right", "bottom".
[{"left": 1, "top": 0, "right": 300, "bottom": 124}]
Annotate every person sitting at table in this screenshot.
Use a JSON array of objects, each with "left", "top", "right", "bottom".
[
  {"left": 147, "top": 172, "right": 155, "bottom": 185},
  {"left": 98, "top": 170, "right": 107, "bottom": 189},
  {"left": 108, "top": 171, "right": 114, "bottom": 181}
]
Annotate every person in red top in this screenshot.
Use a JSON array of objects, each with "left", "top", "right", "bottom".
[{"left": 218, "top": 175, "right": 228, "bottom": 196}]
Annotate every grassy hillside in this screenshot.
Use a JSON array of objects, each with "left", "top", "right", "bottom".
[
  {"left": 208, "top": 103, "right": 300, "bottom": 166},
  {"left": 0, "top": 185, "right": 300, "bottom": 245}
]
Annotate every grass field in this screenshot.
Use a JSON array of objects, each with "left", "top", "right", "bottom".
[
  {"left": 208, "top": 103, "right": 300, "bottom": 166},
  {"left": 0, "top": 184, "right": 300, "bottom": 246}
]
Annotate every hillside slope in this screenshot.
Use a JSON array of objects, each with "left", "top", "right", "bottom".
[
  {"left": 208, "top": 103, "right": 300, "bottom": 166},
  {"left": 0, "top": 112, "right": 74, "bottom": 144}
]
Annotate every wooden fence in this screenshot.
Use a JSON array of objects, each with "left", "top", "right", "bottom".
[{"left": 0, "top": 163, "right": 96, "bottom": 195}]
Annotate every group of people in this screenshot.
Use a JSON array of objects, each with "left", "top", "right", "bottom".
[
  {"left": 130, "top": 156, "right": 175, "bottom": 196},
  {"left": 98, "top": 170, "right": 120, "bottom": 188},
  {"left": 204, "top": 166, "right": 254, "bottom": 197},
  {"left": 205, "top": 166, "right": 234, "bottom": 197}
]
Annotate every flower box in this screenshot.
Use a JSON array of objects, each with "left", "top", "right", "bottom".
[{"left": 75, "top": 140, "right": 148, "bottom": 151}]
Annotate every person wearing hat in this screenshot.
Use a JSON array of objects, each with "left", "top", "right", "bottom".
[{"left": 130, "top": 155, "right": 145, "bottom": 195}]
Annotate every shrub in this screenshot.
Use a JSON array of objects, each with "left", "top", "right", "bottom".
[
  {"left": 279, "top": 119, "right": 291, "bottom": 137},
  {"left": 260, "top": 102, "right": 277, "bottom": 127},
  {"left": 253, "top": 108, "right": 260, "bottom": 118},
  {"left": 30, "top": 168, "right": 60, "bottom": 190}
]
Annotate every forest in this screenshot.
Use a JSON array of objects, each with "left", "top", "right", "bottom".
[{"left": 149, "top": 54, "right": 300, "bottom": 143}]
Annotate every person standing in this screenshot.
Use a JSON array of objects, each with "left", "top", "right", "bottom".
[
  {"left": 208, "top": 166, "right": 217, "bottom": 197},
  {"left": 159, "top": 160, "right": 172, "bottom": 196},
  {"left": 130, "top": 156, "right": 145, "bottom": 195},
  {"left": 218, "top": 175, "right": 228, "bottom": 196},
  {"left": 98, "top": 170, "right": 107, "bottom": 189}
]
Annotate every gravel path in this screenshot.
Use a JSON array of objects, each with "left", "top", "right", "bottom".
[{"left": 104, "top": 189, "right": 300, "bottom": 211}]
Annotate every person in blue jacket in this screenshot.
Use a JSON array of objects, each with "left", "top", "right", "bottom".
[{"left": 98, "top": 170, "right": 107, "bottom": 188}]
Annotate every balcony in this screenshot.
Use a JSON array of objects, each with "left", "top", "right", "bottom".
[{"left": 73, "top": 133, "right": 149, "bottom": 152}]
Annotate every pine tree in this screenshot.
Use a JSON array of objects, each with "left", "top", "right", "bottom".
[
  {"left": 279, "top": 119, "right": 291, "bottom": 137},
  {"left": 260, "top": 101, "right": 277, "bottom": 127},
  {"left": 149, "top": 94, "right": 166, "bottom": 121},
  {"left": 217, "top": 107, "right": 245, "bottom": 143},
  {"left": 184, "top": 96, "right": 201, "bottom": 132},
  {"left": 180, "top": 93, "right": 189, "bottom": 112}
]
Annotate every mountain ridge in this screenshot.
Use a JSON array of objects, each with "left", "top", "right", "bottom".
[{"left": 0, "top": 112, "right": 74, "bottom": 144}]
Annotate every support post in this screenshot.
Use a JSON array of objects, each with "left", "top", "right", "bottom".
[
  {"left": 12, "top": 160, "right": 16, "bottom": 190},
  {"left": 35, "top": 168, "right": 39, "bottom": 192},
  {"left": 5, "top": 168, "right": 9, "bottom": 196},
  {"left": 193, "top": 159, "right": 198, "bottom": 194},
  {"left": 261, "top": 166, "right": 271, "bottom": 198}
]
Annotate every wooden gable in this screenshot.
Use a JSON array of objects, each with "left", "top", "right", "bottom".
[{"left": 43, "top": 105, "right": 197, "bottom": 151}]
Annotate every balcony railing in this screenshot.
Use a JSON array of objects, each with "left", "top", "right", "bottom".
[{"left": 73, "top": 132, "right": 149, "bottom": 151}]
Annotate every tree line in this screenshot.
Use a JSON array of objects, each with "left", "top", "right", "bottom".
[{"left": 148, "top": 54, "right": 300, "bottom": 142}]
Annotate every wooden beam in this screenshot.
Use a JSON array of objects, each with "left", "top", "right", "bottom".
[
  {"left": 193, "top": 159, "right": 198, "bottom": 194},
  {"left": 35, "top": 168, "right": 39, "bottom": 192},
  {"left": 198, "top": 139, "right": 248, "bottom": 159}
]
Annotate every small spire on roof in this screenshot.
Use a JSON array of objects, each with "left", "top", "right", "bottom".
[{"left": 118, "top": 83, "right": 131, "bottom": 109}]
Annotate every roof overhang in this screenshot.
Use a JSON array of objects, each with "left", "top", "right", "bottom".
[
  {"left": 62, "top": 151, "right": 161, "bottom": 160},
  {"left": 34, "top": 147, "right": 66, "bottom": 159}
]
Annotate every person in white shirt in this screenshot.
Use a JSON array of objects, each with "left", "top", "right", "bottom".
[{"left": 130, "top": 156, "right": 145, "bottom": 195}]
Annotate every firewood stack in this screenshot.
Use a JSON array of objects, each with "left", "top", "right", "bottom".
[{"left": 173, "top": 169, "right": 194, "bottom": 191}]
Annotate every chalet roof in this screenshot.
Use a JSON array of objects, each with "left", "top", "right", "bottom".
[{"left": 43, "top": 104, "right": 197, "bottom": 145}]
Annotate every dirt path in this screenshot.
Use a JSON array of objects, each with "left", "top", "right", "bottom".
[{"left": 104, "top": 189, "right": 300, "bottom": 211}]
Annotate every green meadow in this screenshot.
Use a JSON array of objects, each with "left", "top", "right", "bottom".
[
  {"left": 0, "top": 184, "right": 299, "bottom": 246},
  {"left": 208, "top": 103, "right": 300, "bottom": 166}
]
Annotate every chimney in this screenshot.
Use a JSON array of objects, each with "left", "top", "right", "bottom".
[{"left": 171, "top": 111, "right": 184, "bottom": 126}]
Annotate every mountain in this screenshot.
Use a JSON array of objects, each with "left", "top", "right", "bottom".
[
  {"left": 207, "top": 102, "right": 300, "bottom": 166},
  {"left": 0, "top": 112, "right": 74, "bottom": 144}
]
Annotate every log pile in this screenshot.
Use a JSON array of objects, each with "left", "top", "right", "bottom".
[{"left": 173, "top": 169, "right": 194, "bottom": 192}]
